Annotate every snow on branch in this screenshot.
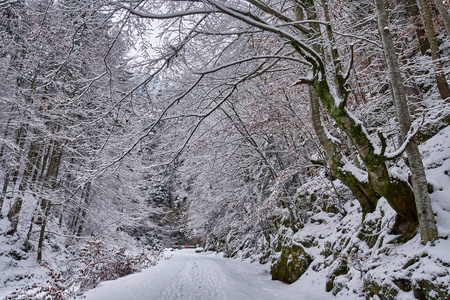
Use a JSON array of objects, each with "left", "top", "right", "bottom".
[
  {"left": 193, "top": 29, "right": 263, "bottom": 36},
  {"left": 195, "top": 55, "right": 310, "bottom": 75},
  {"left": 339, "top": 159, "right": 369, "bottom": 183},
  {"left": 207, "top": 0, "right": 325, "bottom": 74},
  {"left": 383, "top": 116, "right": 424, "bottom": 159},
  {"left": 245, "top": 0, "right": 310, "bottom": 34},
  {"left": 121, "top": 5, "right": 219, "bottom": 19},
  {"left": 332, "top": 31, "right": 382, "bottom": 49}
]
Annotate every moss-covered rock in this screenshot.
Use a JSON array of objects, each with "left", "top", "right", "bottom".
[
  {"left": 321, "top": 201, "right": 340, "bottom": 215},
  {"left": 326, "top": 258, "right": 350, "bottom": 293},
  {"left": 416, "top": 113, "right": 450, "bottom": 143},
  {"left": 413, "top": 279, "right": 450, "bottom": 300},
  {"left": 358, "top": 218, "right": 382, "bottom": 249},
  {"left": 364, "top": 279, "right": 399, "bottom": 300},
  {"left": 270, "top": 243, "right": 313, "bottom": 283},
  {"left": 320, "top": 241, "right": 334, "bottom": 258},
  {"left": 298, "top": 235, "right": 318, "bottom": 248},
  {"left": 392, "top": 278, "right": 412, "bottom": 292}
]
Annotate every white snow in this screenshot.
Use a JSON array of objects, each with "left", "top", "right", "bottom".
[
  {"left": 340, "top": 159, "right": 369, "bottom": 183},
  {"left": 80, "top": 249, "right": 327, "bottom": 300}
]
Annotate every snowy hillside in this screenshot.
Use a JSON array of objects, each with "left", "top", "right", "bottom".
[{"left": 268, "top": 125, "right": 450, "bottom": 299}]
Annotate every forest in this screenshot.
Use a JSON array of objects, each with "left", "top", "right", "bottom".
[{"left": 0, "top": 0, "right": 450, "bottom": 299}]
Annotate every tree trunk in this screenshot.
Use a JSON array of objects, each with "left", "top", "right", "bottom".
[
  {"left": 416, "top": 0, "right": 450, "bottom": 100},
  {"left": 7, "top": 137, "right": 40, "bottom": 234},
  {"left": 375, "top": 0, "right": 438, "bottom": 244},
  {"left": 76, "top": 181, "right": 92, "bottom": 236},
  {"left": 308, "top": 86, "right": 378, "bottom": 216},
  {"left": 407, "top": 0, "right": 430, "bottom": 54},
  {"left": 312, "top": 79, "right": 419, "bottom": 229},
  {"left": 12, "top": 125, "right": 28, "bottom": 186},
  {"left": 433, "top": 0, "right": 450, "bottom": 35},
  {"left": 0, "top": 118, "right": 12, "bottom": 165},
  {"left": 37, "top": 141, "right": 62, "bottom": 261},
  {"left": 1, "top": 123, "right": 28, "bottom": 216},
  {"left": 0, "top": 170, "right": 11, "bottom": 216}
]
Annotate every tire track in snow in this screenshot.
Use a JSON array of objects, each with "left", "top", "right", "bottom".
[{"left": 158, "top": 257, "right": 226, "bottom": 300}]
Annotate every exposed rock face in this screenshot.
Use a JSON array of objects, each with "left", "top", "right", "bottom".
[{"left": 270, "top": 242, "right": 313, "bottom": 284}]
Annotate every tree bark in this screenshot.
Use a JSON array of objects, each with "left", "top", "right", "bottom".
[
  {"left": 37, "top": 141, "right": 62, "bottom": 261},
  {"left": 76, "top": 181, "right": 92, "bottom": 236},
  {"left": 433, "top": 0, "right": 450, "bottom": 36},
  {"left": 416, "top": 0, "right": 450, "bottom": 100},
  {"left": 407, "top": 0, "right": 430, "bottom": 54},
  {"left": 374, "top": 0, "right": 438, "bottom": 244},
  {"left": 308, "top": 86, "right": 378, "bottom": 216},
  {"left": 0, "top": 118, "right": 12, "bottom": 165},
  {"left": 7, "top": 137, "right": 40, "bottom": 234}
]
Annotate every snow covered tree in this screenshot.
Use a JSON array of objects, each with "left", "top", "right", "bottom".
[{"left": 374, "top": 0, "right": 438, "bottom": 243}]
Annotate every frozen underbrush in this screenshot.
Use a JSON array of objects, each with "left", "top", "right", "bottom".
[{"left": 0, "top": 222, "right": 161, "bottom": 299}]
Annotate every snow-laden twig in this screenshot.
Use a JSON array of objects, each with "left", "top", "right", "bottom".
[
  {"left": 120, "top": 5, "right": 219, "bottom": 19},
  {"left": 195, "top": 54, "right": 309, "bottom": 75},
  {"left": 383, "top": 115, "right": 424, "bottom": 159},
  {"left": 207, "top": 0, "right": 325, "bottom": 74}
]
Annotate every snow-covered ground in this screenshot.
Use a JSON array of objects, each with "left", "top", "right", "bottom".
[{"left": 81, "top": 249, "right": 330, "bottom": 300}]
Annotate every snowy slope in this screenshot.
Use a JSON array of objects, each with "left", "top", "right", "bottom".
[{"left": 285, "top": 125, "right": 450, "bottom": 299}]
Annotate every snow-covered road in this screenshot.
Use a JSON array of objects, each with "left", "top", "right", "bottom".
[{"left": 81, "top": 249, "right": 326, "bottom": 300}]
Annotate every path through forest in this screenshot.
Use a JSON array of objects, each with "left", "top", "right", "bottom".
[{"left": 81, "top": 249, "right": 328, "bottom": 300}]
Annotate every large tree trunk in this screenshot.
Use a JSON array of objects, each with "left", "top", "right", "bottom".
[
  {"left": 374, "top": 0, "right": 438, "bottom": 244},
  {"left": 312, "top": 79, "right": 419, "bottom": 230},
  {"left": 416, "top": 0, "right": 450, "bottom": 100},
  {"left": 308, "top": 86, "right": 378, "bottom": 216}
]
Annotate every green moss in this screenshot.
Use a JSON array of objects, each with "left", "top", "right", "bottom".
[
  {"left": 320, "top": 242, "right": 333, "bottom": 258},
  {"left": 322, "top": 202, "right": 340, "bottom": 214},
  {"left": 364, "top": 279, "right": 399, "bottom": 300},
  {"left": 270, "top": 243, "right": 313, "bottom": 283},
  {"left": 403, "top": 256, "right": 420, "bottom": 269},
  {"left": 334, "top": 260, "right": 350, "bottom": 277},
  {"left": 416, "top": 113, "right": 450, "bottom": 143},
  {"left": 326, "top": 278, "right": 334, "bottom": 292},
  {"left": 326, "top": 259, "right": 349, "bottom": 293},
  {"left": 259, "top": 250, "right": 272, "bottom": 264},
  {"left": 299, "top": 235, "right": 318, "bottom": 248},
  {"left": 358, "top": 209, "right": 383, "bottom": 248},
  {"left": 392, "top": 278, "right": 412, "bottom": 292},
  {"left": 413, "top": 279, "right": 450, "bottom": 300},
  {"left": 310, "top": 218, "right": 325, "bottom": 224}
]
